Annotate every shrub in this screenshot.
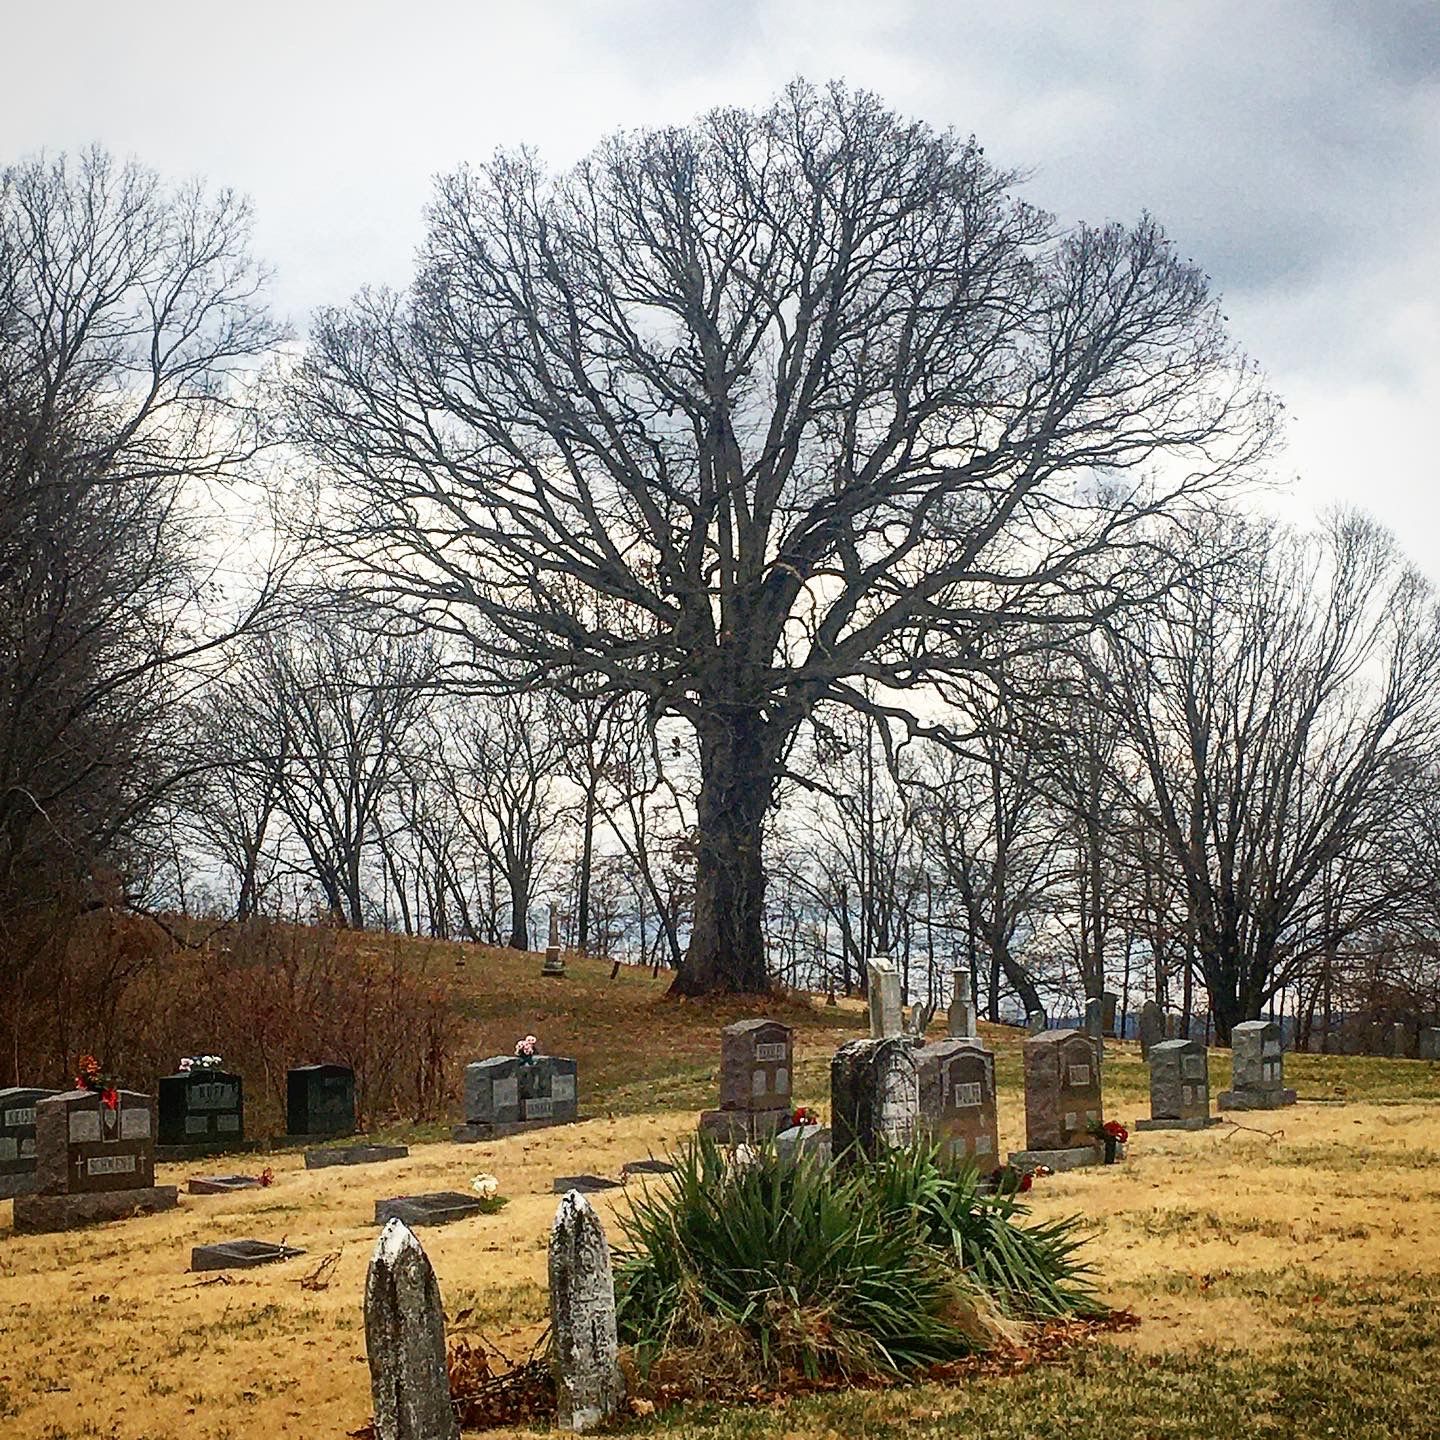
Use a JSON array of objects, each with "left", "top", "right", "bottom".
[{"left": 613, "top": 1137, "right": 1101, "bottom": 1387}]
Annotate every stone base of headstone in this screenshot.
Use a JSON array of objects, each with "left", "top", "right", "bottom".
[
  {"left": 191, "top": 1239, "right": 305, "bottom": 1271},
  {"left": 774, "top": 1125, "right": 832, "bottom": 1165},
  {"left": 541, "top": 952, "right": 567, "bottom": 978},
  {"left": 452, "top": 1115, "right": 580, "bottom": 1143},
  {"left": 1133, "top": 1116, "right": 1224, "bottom": 1132},
  {"left": 188, "top": 1174, "right": 266, "bottom": 1194},
  {"left": 696, "top": 1107, "right": 790, "bottom": 1145},
  {"left": 0, "top": 1171, "right": 39, "bottom": 1200},
  {"left": 1007, "top": 1144, "right": 1105, "bottom": 1173},
  {"left": 1217, "top": 1089, "right": 1296, "bottom": 1110},
  {"left": 13, "top": 1184, "right": 179, "bottom": 1233},
  {"left": 304, "top": 1143, "right": 409, "bottom": 1169},
  {"left": 375, "top": 1191, "right": 489, "bottom": 1227},
  {"left": 156, "top": 1138, "right": 263, "bottom": 1163}
]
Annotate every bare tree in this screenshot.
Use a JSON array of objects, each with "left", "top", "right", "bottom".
[{"left": 293, "top": 80, "right": 1273, "bottom": 993}]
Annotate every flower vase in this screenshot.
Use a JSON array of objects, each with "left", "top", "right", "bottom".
[{"left": 1103, "top": 1135, "right": 1118, "bottom": 1165}]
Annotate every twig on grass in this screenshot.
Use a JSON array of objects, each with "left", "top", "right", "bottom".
[
  {"left": 1220, "top": 1120, "right": 1285, "bottom": 1142},
  {"left": 299, "top": 1250, "right": 342, "bottom": 1291}
]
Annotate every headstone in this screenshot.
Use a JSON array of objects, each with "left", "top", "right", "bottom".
[
  {"left": 1084, "top": 997, "right": 1104, "bottom": 1045},
  {"left": 549, "top": 1191, "right": 623, "bottom": 1433},
  {"left": 552, "top": 1174, "right": 620, "bottom": 1194},
  {"left": 1218, "top": 1020, "right": 1296, "bottom": 1110},
  {"left": 305, "top": 1143, "right": 409, "bottom": 1169},
  {"left": 773, "top": 1125, "right": 833, "bottom": 1165},
  {"left": 157, "top": 1068, "right": 249, "bottom": 1155},
  {"left": 1420, "top": 1027, "right": 1440, "bottom": 1062},
  {"left": 1025, "top": 1010, "right": 1047, "bottom": 1035},
  {"left": 365, "top": 1219, "right": 460, "bottom": 1440},
  {"left": 1007, "top": 1030, "right": 1104, "bottom": 1171},
  {"left": 375, "top": 1191, "right": 489, "bottom": 1227},
  {"left": 0, "top": 1086, "right": 58, "bottom": 1199},
  {"left": 830, "top": 1037, "right": 918, "bottom": 1166},
  {"left": 916, "top": 1038, "right": 999, "bottom": 1165},
  {"left": 1138, "top": 1001, "right": 1165, "bottom": 1060},
  {"left": 698, "top": 1019, "right": 794, "bottom": 1143},
  {"left": 188, "top": 1174, "right": 265, "bottom": 1194},
  {"left": 192, "top": 1238, "right": 304, "bottom": 1271},
  {"left": 1390, "top": 1022, "right": 1416, "bottom": 1060},
  {"left": 947, "top": 972, "right": 978, "bottom": 1041},
  {"left": 1164, "top": 1011, "right": 1184, "bottom": 1042},
  {"left": 12, "top": 1089, "right": 178, "bottom": 1232},
  {"left": 867, "top": 957, "right": 904, "bottom": 1038},
  {"left": 1135, "top": 1039, "right": 1221, "bottom": 1131},
  {"left": 542, "top": 901, "right": 567, "bottom": 978},
  {"left": 285, "top": 1063, "right": 356, "bottom": 1137},
  {"left": 454, "top": 1053, "right": 579, "bottom": 1141},
  {"left": 1101, "top": 991, "right": 1119, "bottom": 1038}
]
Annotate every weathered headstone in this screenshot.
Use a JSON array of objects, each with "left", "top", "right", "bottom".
[
  {"left": 365, "top": 1219, "right": 459, "bottom": 1440},
  {"left": 867, "top": 957, "right": 904, "bottom": 1039},
  {"left": 549, "top": 1191, "right": 623, "bottom": 1434},
  {"left": 285, "top": 1063, "right": 356, "bottom": 1138},
  {"left": 1135, "top": 1039, "right": 1221, "bottom": 1131},
  {"left": 192, "top": 1238, "right": 304, "bottom": 1271},
  {"left": 12, "top": 1089, "right": 178, "bottom": 1232},
  {"left": 830, "top": 1037, "right": 918, "bottom": 1166},
  {"left": 947, "top": 972, "right": 978, "bottom": 1042},
  {"left": 916, "top": 1038, "right": 999, "bottom": 1165},
  {"left": 1420, "top": 1027, "right": 1440, "bottom": 1062},
  {"left": 1138, "top": 1001, "right": 1165, "bottom": 1060},
  {"left": 157, "top": 1067, "right": 249, "bottom": 1157},
  {"left": 1218, "top": 1020, "right": 1296, "bottom": 1110},
  {"left": 454, "top": 1053, "right": 579, "bottom": 1141},
  {"left": 698, "top": 1018, "right": 794, "bottom": 1143},
  {"left": 1101, "top": 991, "right": 1119, "bottom": 1038},
  {"left": 1008, "top": 1030, "right": 1104, "bottom": 1172},
  {"left": 0, "top": 1086, "right": 58, "bottom": 1199},
  {"left": 542, "top": 901, "right": 567, "bottom": 978},
  {"left": 774, "top": 1124, "right": 833, "bottom": 1165},
  {"left": 305, "top": 1143, "right": 409, "bottom": 1169},
  {"left": 375, "top": 1191, "right": 488, "bottom": 1227},
  {"left": 1084, "top": 997, "right": 1104, "bottom": 1047},
  {"left": 1025, "top": 1010, "right": 1047, "bottom": 1035}
]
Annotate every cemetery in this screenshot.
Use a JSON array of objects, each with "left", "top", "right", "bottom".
[{"left": 2, "top": 941, "right": 1439, "bottom": 1440}]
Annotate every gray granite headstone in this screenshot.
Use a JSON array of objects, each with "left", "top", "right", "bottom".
[
  {"left": 1025, "top": 1010, "right": 1048, "bottom": 1035},
  {"left": 1135, "top": 1039, "right": 1219, "bottom": 1130},
  {"left": 542, "top": 901, "right": 566, "bottom": 977},
  {"left": 1101, "top": 991, "right": 1119, "bottom": 1038},
  {"left": 0, "top": 1086, "right": 58, "bottom": 1198},
  {"left": 1139, "top": 1001, "right": 1165, "bottom": 1060},
  {"left": 830, "top": 1037, "right": 918, "bottom": 1166},
  {"left": 549, "top": 1191, "right": 623, "bottom": 1433},
  {"left": 1218, "top": 1020, "right": 1296, "bottom": 1109},
  {"left": 1022, "top": 1030, "right": 1102, "bottom": 1152},
  {"left": 365, "top": 1219, "right": 459, "bottom": 1440},
  {"left": 774, "top": 1125, "right": 833, "bottom": 1165},
  {"left": 867, "top": 957, "right": 904, "bottom": 1038},
  {"left": 718, "top": 1019, "right": 793, "bottom": 1112},
  {"left": 456, "top": 1053, "right": 578, "bottom": 1139},
  {"left": 1420, "top": 1027, "right": 1440, "bottom": 1062},
  {"left": 947, "top": 973, "right": 978, "bottom": 1041},
  {"left": 917, "top": 1038, "right": 998, "bottom": 1165}
]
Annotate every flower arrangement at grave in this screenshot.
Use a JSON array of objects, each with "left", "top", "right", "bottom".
[
  {"left": 514, "top": 1034, "right": 539, "bottom": 1063},
  {"left": 791, "top": 1105, "right": 821, "bottom": 1128},
  {"left": 989, "top": 1164, "right": 1034, "bottom": 1195},
  {"left": 469, "top": 1172, "right": 508, "bottom": 1213},
  {"left": 74, "top": 1054, "right": 120, "bottom": 1110},
  {"left": 1089, "top": 1118, "right": 1128, "bottom": 1164},
  {"left": 178, "top": 1054, "right": 223, "bottom": 1072}
]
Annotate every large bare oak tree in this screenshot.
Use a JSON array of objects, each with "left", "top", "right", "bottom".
[{"left": 293, "top": 81, "right": 1272, "bottom": 994}]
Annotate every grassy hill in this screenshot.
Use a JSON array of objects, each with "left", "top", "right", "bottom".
[{"left": 3, "top": 933, "right": 1440, "bottom": 1439}]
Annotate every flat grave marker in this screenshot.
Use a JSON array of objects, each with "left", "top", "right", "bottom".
[
  {"left": 305, "top": 1143, "right": 408, "bottom": 1170},
  {"left": 552, "top": 1174, "right": 621, "bottom": 1194},
  {"left": 191, "top": 1238, "right": 305, "bottom": 1272},
  {"left": 187, "top": 1174, "right": 265, "bottom": 1195},
  {"left": 374, "top": 1191, "right": 489, "bottom": 1227}
]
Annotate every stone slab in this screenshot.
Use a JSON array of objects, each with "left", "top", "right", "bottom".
[
  {"left": 374, "top": 1191, "right": 488, "bottom": 1227},
  {"left": 774, "top": 1125, "right": 833, "bottom": 1165},
  {"left": 552, "top": 1174, "right": 621, "bottom": 1194},
  {"left": 187, "top": 1174, "right": 265, "bottom": 1194},
  {"left": 191, "top": 1238, "right": 304, "bottom": 1271},
  {"left": 1133, "top": 1116, "right": 1225, "bottom": 1132},
  {"left": 0, "top": 1171, "right": 40, "bottom": 1199},
  {"left": 13, "top": 1185, "right": 178, "bottom": 1232},
  {"left": 304, "top": 1144, "right": 408, "bottom": 1170},
  {"left": 1007, "top": 1145, "right": 1105, "bottom": 1173},
  {"left": 1217, "top": 1089, "right": 1297, "bottom": 1110},
  {"left": 620, "top": 1159, "right": 676, "bottom": 1177},
  {"left": 697, "top": 1107, "right": 790, "bottom": 1145}
]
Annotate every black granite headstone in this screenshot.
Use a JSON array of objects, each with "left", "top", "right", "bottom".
[
  {"left": 286, "top": 1063, "right": 356, "bottom": 1136},
  {"left": 158, "top": 1069, "right": 245, "bottom": 1149}
]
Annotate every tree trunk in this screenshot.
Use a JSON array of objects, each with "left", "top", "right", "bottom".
[{"left": 670, "top": 707, "right": 773, "bottom": 995}]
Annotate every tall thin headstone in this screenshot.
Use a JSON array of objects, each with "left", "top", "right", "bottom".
[
  {"left": 364, "top": 1219, "right": 459, "bottom": 1440},
  {"left": 947, "top": 972, "right": 978, "bottom": 1042},
  {"left": 542, "top": 902, "right": 567, "bottom": 977},
  {"left": 831, "top": 1037, "right": 918, "bottom": 1165},
  {"left": 1138, "top": 1000, "right": 1165, "bottom": 1060},
  {"left": 549, "top": 1190, "right": 623, "bottom": 1433},
  {"left": 1025, "top": 1010, "right": 1047, "bottom": 1035},
  {"left": 867, "top": 958, "right": 904, "bottom": 1038},
  {"left": 1084, "top": 997, "right": 1105, "bottom": 1063},
  {"left": 1101, "top": 991, "right": 1119, "bottom": 1038}
]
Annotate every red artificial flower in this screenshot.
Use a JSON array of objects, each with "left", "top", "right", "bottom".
[
  {"left": 258, "top": 1167, "right": 275, "bottom": 1188},
  {"left": 791, "top": 1106, "right": 820, "bottom": 1128},
  {"left": 101, "top": 1088, "right": 119, "bottom": 1111},
  {"left": 1018, "top": 1171, "right": 1034, "bottom": 1193},
  {"left": 1102, "top": 1120, "right": 1128, "bottom": 1143}
]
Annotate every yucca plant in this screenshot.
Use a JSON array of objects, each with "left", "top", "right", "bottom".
[{"left": 613, "top": 1136, "right": 1101, "bottom": 1385}]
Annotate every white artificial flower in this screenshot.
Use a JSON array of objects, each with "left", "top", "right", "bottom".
[{"left": 471, "top": 1173, "right": 500, "bottom": 1199}]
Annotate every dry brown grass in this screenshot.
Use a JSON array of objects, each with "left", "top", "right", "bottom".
[{"left": 4, "top": 943, "right": 1440, "bottom": 1438}]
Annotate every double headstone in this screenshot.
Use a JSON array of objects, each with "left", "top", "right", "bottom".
[
  {"left": 947, "top": 972, "right": 978, "bottom": 1042},
  {"left": 698, "top": 1019, "right": 795, "bottom": 1144},
  {"left": 867, "top": 957, "right": 904, "bottom": 1038},
  {"left": 1008, "top": 1030, "right": 1105, "bottom": 1172},
  {"left": 454, "top": 1053, "right": 579, "bottom": 1141},
  {"left": 1218, "top": 1020, "right": 1296, "bottom": 1110},
  {"left": 549, "top": 1191, "right": 623, "bottom": 1433},
  {"left": 286, "top": 1063, "right": 356, "bottom": 1138},
  {"left": 1135, "top": 1039, "right": 1220, "bottom": 1131},
  {"left": 0, "top": 1086, "right": 58, "bottom": 1199},
  {"left": 830, "top": 1037, "right": 918, "bottom": 1166},
  {"left": 1138, "top": 1000, "right": 1165, "bottom": 1060},
  {"left": 158, "top": 1068, "right": 248, "bottom": 1157},
  {"left": 916, "top": 1038, "right": 998, "bottom": 1165},
  {"left": 12, "top": 1089, "right": 179, "bottom": 1232}
]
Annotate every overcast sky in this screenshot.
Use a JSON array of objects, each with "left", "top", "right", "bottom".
[{"left": 5, "top": 1, "right": 1437, "bottom": 567}]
